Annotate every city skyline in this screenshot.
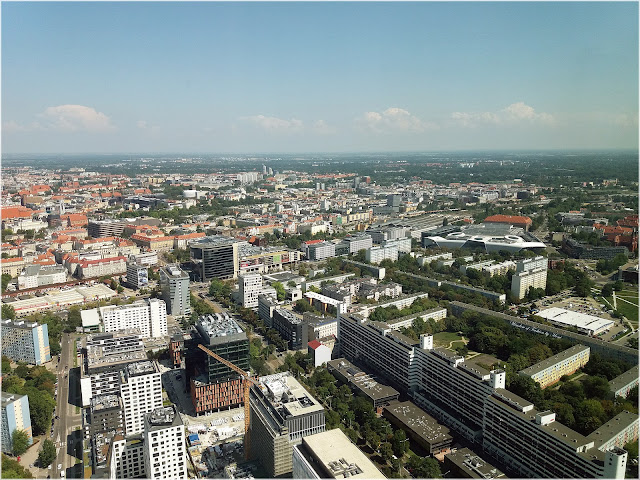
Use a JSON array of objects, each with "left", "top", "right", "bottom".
[{"left": 2, "top": 1, "right": 638, "bottom": 154}]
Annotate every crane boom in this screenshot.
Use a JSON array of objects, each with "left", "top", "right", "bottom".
[{"left": 197, "top": 343, "right": 255, "bottom": 459}]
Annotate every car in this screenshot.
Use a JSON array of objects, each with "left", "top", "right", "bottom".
[
  {"left": 58, "top": 464, "right": 62, "bottom": 470},
  {"left": 48, "top": 465, "right": 52, "bottom": 470},
  {"left": 55, "top": 415, "right": 59, "bottom": 419},
  {"left": 60, "top": 472, "right": 65, "bottom": 478}
]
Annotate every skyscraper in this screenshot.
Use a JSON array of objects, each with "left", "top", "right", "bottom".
[{"left": 160, "top": 265, "right": 191, "bottom": 316}]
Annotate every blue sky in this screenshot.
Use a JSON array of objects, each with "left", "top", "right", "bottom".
[{"left": 2, "top": 1, "right": 638, "bottom": 153}]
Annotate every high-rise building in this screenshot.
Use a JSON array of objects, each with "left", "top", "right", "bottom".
[
  {"left": 249, "top": 372, "right": 326, "bottom": 477},
  {"left": 272, "top": 308, "right": 304, "bottom": 350},
  {"left": 99, "top": 298, "right": 167, "bottom": 338},
  {"left": 119, "top": 361, "right": 163, "bottom": 434},
  {"left": 1, "top": 392, "right": 33, "bottom": 453},
  {"left": 511, "top": 267, "right": 548, "bottom": 300},
  {"left": 239, "top": 273, "right": 263, "bottom": 308},
  {"left": 186, "top": 314, "right": 249, "bottom": 414},
  {"left": 143, "top": 406, "right": 187, "bottom": 480},
  {"left": 1, "top": 320, "right": 50, "bottom": 365},
  {"left": 126, "top": 262, "right": 148, "bottom": 290},
  {"left": 190, "top": 236, "right": 241, "bottom": 281},
  {"left": 341, "top": 234, "right": 373, "bottom": 254},
  {"left": 159, "top": 265, "right": 191, "bottom": 316}
]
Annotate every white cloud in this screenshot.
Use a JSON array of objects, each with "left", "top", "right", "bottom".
[
  {"left": 451, "top": 102, "right": 555, "bottom": 127},
  {"left": 312, "top": 120, "right": 336, "bottom": 135},
  {"left": 242, "top": 115, "right": 304, "bottom": 133},
  {"left": 35, "top": 105, "right": 116, "bottom": 132},
  {"left": 2, "top": 120, "right": 32, "bottom": 132},
  {"left": 356, "top": 107, "right": 435, "bottom": 134}
]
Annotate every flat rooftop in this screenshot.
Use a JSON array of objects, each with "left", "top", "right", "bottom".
[
  {"left": 327, "top": 359, "right": 399, "bottom": 402},
  {"left": 163, "top": 264, "right": 188, "bottom": 278},
  {"left": 124, "top": 360, "right": 157, "bottom": 378},
  {"left": 91, "top": 394, "right": 121, "bottom": 411},
  {"left": 537, "top": 308, "right": 614, "bottom": 333},
  {"left": 258, "top": 372, "right": 324, "bottom": 418},
  {"left": 299, "top": 428, "right": 385, "bottom": 479},
  {"left": 191, "top": 235, "right": 240, "bottom": 248},
  {"left": 445, "top": 447, "right": 506, "bottom": 479},
  {"left": 587, "top": 410, "right": 639, "bottom": 449},
  {"left": 609, "top": 366, "right": 639, "bottom": 391},
  {"left": 146, "top": 405, "right": 182, "bottom": 431},
  {"left": 1, "top": 391, "right": 27, "bottom": 408},
  {"left": 384, "top": 401, "right": 453, "bottom": 444},
  {"left": 520, "top": 344, "right": 590, "bottom": 377},
  {"left": 197, "top": 313, "right": 245, "bottom": 339}
]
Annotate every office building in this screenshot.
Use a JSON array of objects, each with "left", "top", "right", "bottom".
[
  {"left": 126, "top": 262, "right": 149, "bottom": 290},
  {"left": 80, "top": 331, "right": 146, "bottom": 407},
  {"left": 143, "top": 406, "right": 187, "bottom": 480},
  {"left": 186, "top": 313, "right": 249, "bottom": 414},
  {"left": 520, "top": 345, "right": 590, "bottom": 388},
  {"left": 159, "top": 265, "right": 191, "bottom": 317},
  {"left": 367, "top": 226, "right": 408, "bottom": 244},
  {"left": 383, "top": 401, "right": 453, "bottom": 455},
  {"left": 292, "top": 428, "right": 385, "bottom": 479},
  {"left": 511, "top": 267, "right": 547, "bottom": 299},
  {"left": 272, "top": 308, "right": 304, "bottom": 350},
  {"left": 1, "top": 392, "right": 32, "bottom": 453},
  {"left": 258, "top": 293, "right": 279, "bottom": 328},
  {"left": 249, "top": 372, "right": 326, "bottom": 477},
  {"left": 190, "top": 236, "right": 241, "bottom": 281},
  {"left": 119, "top": 361, "right": 163, "bottom": 434},
  {"left": 99, "top": 298, "right": 167, "bottom": 338},
  {"left": 238, "top": 273, "right": 263, "bottom": 308},
  {"left": 1, "top": 320, "right": 51, "bottom": 365}
]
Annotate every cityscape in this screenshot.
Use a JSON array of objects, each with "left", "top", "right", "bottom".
[{"left": 1, "top": 2, "right": 638, "bottom": 480}]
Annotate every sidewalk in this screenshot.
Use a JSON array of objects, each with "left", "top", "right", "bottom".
[{"left": 18, "top": 435, "right": 51, "bottom": 478}]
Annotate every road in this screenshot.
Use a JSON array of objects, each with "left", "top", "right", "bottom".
[{"left": 51, "top": 333, "right": 82, "bottom": 479}]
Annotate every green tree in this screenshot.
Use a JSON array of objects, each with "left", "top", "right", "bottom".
[
  {"left": 1, "top": 454, "right": 33, "bottom": 478},
  {"left": 407, "top": 455, "right": 442, "bottom": 478},
  {"left": 391, "top": 429, "right": 409, "bottom": 457},
  {"left": 2, "top": 303, "right": 16, "bottom": 320},
  {"left": 12, "top": 429, "right": 30, "bottom": 456},
  {"left": 209, "top": 278, "right": 232, "bottom": 300},
  {"left": 1, "top": 273, "right": 12, "bottom": 292},
  {"left": 380, "top": 442, "right": 394, "bottom": 463},
  {"left": 272, "top": 282, "right": 286, "bottom": 301},
  {"left": 38, "top": 439, "right": 56, "bottom": 467},
  {"left": 2, "top": 356, "right": 11, "bottom": 374}
]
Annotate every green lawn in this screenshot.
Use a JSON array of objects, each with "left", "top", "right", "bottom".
[{"left": 433, "top": 331, "right": 465, "bottom": 347}]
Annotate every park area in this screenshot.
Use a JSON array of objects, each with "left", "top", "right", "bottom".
[{"left": 433, "top": 331, "right": 467, "bottom": 350}]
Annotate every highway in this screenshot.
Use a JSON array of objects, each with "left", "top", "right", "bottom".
[{"left": 51, "top": 333, "right": 82, "bottom": 479}]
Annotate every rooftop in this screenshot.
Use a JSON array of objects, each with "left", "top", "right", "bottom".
[
  {"left": 191, "top": 235, "right": 240, "bottom": 248},
  {"left": 587, "top": 410, "right": 639, "bottom": 450},
  {"left": 124, "top": 360, "right": 157, "bottom": 378},
  {"left": 197, "top": 313, "right": 245, "bottom": 340},
  {"left": 609, "top": 366, "right": 639, "bottom": 391},
  {"left": 445, "top": 448, "right": 506, "bottom": 479},
  {"left": 537, "top": 308, "right": 614, "bottom": 332},
  {"left": 257, "top": 372, "right": 324, "bottom": 418},
  {"left": 1, "top": 391, "right": 27, "bottom": 408},
  {"left": 163, "top": 264, "right": 188, "bottom": 278},
  {"left": 384, "top": 401, "right": 453, "bottom": 444},
  {"left": 91, "top": 394, "right": 121, "bottom": 411},
  {"left": 520, "top": 344, "right": 590, "bottom": 377},
  {"left": 146, "top": 405, "right": 182, "bottom": 430}
]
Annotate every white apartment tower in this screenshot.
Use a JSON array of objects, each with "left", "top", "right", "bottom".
[
  {"left": 159, "top": 265, "right": 191, "bottom": 317},
  {"left": 119, "top": 361, "right": 163, "bottom": 434},
  {"left": 511, "top": 268, "right": 548, "bottom": 300},
  {"left": 143, "top": 406, "right": 187, "bottom": 480},
  {"left": 100, "top": 298, "right": 167, "bottom": 338},
  {"left": 239, "top": 273, "right": 263, "bottom": 308}
]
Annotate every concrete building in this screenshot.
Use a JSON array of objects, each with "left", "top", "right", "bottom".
[
  {"left": 367, "top": 226, "right": 408, "bottom": 244},
  {"left": 443, "top": 448, "right": 505, "bottom": 479},
  {"left": 588, "top": 411, "right": 639, "bottom": 452},
  {"left": 159, "top": 265, "right": 191, "bottom": 317},
  {"left": 341, "top": 234, "right": 373, "bottom": 254},
  {"left": 258, "top": 293, "right": 279, "bottom": 328},
  {"left": 80, "top": 331, "right": 146, "bottom": 407},
  {"left": 75, "top": 255, "right": 127, "bottom": 279},
  {"left": 511, "top": 267, "right": 547, "bottom": 300},
  {"left": 272, "top": 308, "right": 304, "bottom": 350},
  {"left": 119, "top": 360, "right": 163, "bottom": 434},
  {"left": 248, "top": 372, "right": 326, "bottom": 477},
  {"left": 537, "top": 308, "right": 614, "bottom": 336},
  {"left": 609, "top": 366, "right": 639, "bottom": 399},
  {"left": 238, "top": 273, "right": 263, "bottom": 308},
  {"left": 186, "top": 313, "right": 249, "bottom": 414},
  {"left": 126, "top": 262, "right": 148, "bottom": 290},
  {"left": 303, "top": 240, "right": 335, "bottom": 261},
  {"left": 190, "top": 236, "right": 241, "bottom": 281},
  {"left": 1, "top": 320, "right": 51, "bottom": 365},
  {"left": 328, "top": 358, "right": 400, "bottom": 408},
  {"left": 17, "top": 264, "right": 67, "bottom": 289},
  {"left": 109, "top": 434, "right": 146, "bottom": 479},
  {"left": 385, "top": 307, "right": 447, "bottom": 331},
  {"left": 87, "top": 394, "right": 124, "bottom": 439},
  {"left": 365, "top": 244, "right": 398, "bottom": 264},
  {"left": 308, "top": 340, "right": 331, "bottom": 368},
  {"left": 520, "top": 344, "right": 590, "bottom": 388},
  {"left": 99, "top": 298, "right": 167, "bottom": 338},
  {"left": 1, "top": 392, "right": 33, "bottom": 453},
  {"left": 383, "top": 401, "right": 453, "bottom": 455},
  {"left": 143, "top": 405, "right": 187, "bottom": 480},
  {"left": 516, "top": 255, "right": 547, "bottom": 273},
  {"left": 292, "top": 428, "right": 385, "bottom": 479}
]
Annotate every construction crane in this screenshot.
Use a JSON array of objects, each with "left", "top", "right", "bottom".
[{"left": 197, "top": 343, "right": 258, "bottom": 459}]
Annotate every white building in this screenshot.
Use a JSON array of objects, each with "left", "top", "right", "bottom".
[
  {"left": 308, "top": 340, "right": 332, "bottom": 368},
  {"left": 365, "top": 245, "right": 398, "bottom": 264},
  {"left": 99, "top": 298, "right": 167, "bottom": 338},
  {"left": 143, "top": 406, "right": 187, "bottom": 479},
  {"left": 159, "top": 265, "right": 191, "bottom": 317},
  {"left": 511, "top": 267, "right": 547, "bottom": 300},
  {"left": 342, "top": 234, "right": 373, "bottom": 254},
  {"left": 536, "top": 308, "right": 614, "bottom": 336},
  {"left": 239, "top": 273, "right": 263, "bottom": 308},
  {"left": 17, "top": 264, "right": 67, "bottom": 290},
  {"left": 0, "top": 320, "right": 51, "bottom": 365},
  {"left": 131, "top": 251, "right": 158, "bottom": 266},
  {"left": 120, "top": 361, "right": 163, "bottom": 434},
  {"left": 304, "top": 241, "right": 335, "bottom": 261},
  {"left": 516, "top": 255, "right": 547, "bottom": 273},
  {"left": 76, "top": 256, "right": 127, "bottom": 279}
]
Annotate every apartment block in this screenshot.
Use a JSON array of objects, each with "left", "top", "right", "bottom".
[
  {"left": 520, "top": 344, "right": 590, "bottom": 388},
  {"left": 159, "top": 265, "right": 191, "bottom": 316},
  {"left": 258, "top": 293, "right": 278, "bottom": 328},
  {"left": 609, "top": 366, "right": 639, "bottom": 399},
  {"left": 1, "top": 392, "right": 32, "bottom": 453},
  {"left": 516, "top": 255, "right": 547, "bottom": 273},
  {"left": 327, "top": 358, "right": 399, "bottom": 408},
  {"left": 239, "top": 273, "right": 263, "bottom": 308},
  {"left": 588, "top": 411, "right": 639, "bottom": 452},
  {"left": 126, "top": 262, "right": 149, "bottom": 290},
  {"left": 365, "top": 244, "right": 398, "bottom": 264},
  {"left": 76, "top": 255, "right": 127, "bottom": 279},
  {"left": 186, "top": 313, "right": 249, "bottom": 414},
  {"left": 143, "top": 406, "right": 187, "bottom": 480},
  {"left": 303, "top": 240, "right": 335, "bottom": 261},
  {"left": 511, "top": 267, "right": 547, "bottom": 300},
  {"left": 249, "top": 372, "right": 326, "bottom": 477},
  {"left": 292, "top": 428, "right": 385, "bottom": 479},
  {"left": 1, "top": 320, "right": 51, "bottom": 365},
  {"left": 17, "top": 264, "right": 67, "bottom": 289},
  {"left": 341, "top": 234, "right": 373, "bottom": 254},
  {"left": 119, "top": 361, "right": 163, "bottom": 434},
  {"left": 99, "top": 298, "right": 167, "bottom": 338}
]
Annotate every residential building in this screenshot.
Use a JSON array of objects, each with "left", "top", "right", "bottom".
[
  {"left": 307, "top": 340, "right": 331, "bottom": 368},
  {"left": 303, "top": 240, "right": 335, "bottom": 261},
  {"left": 258, "top": 293, "right": 279, "bottom": 328},
  {"left": 190, "top": 236, "right": 241, "bottom": 281},
  {"left": 520, "top": 345, "right": 590, "bottom": 388},
  {"left": 1, "top": 392, "right": 32, "bottom": 453},
  {"left": 588, "top": 411, "right": 639, "bottom": 452},
  {"left": 119, "top": 361, "right": 163, "bottom": 434},
  {"left": 511, "top": 267, "right": 547, "bottom": 300},
  {"left": 365, "top": 244, "right": 398, "bottom": 264},
  {"left": 484, "top": 214, "right": 532, "bottom": 230},
  {"left": 17, "top": 264, "right": 67, "bottom": 289},
  {"left": 1, "top": 320, "right": 50, "bottom": 365},
  {"left": 341, "top": 234, "right": 373, "bottom": 254},
  {"left": 292, "top": 428, "right": 384, "bottom": 479},
  {"left": 443, "top": 448, "right": 505, "bottom": 479},
  {"left": 126, "top": 262, "right": 149, "bottom": 290},
  {"left": 159, "top": 265, "right": 191, "bottom": 317},
  {"left": 238, "top": 273, "right": 263, "bottom": 308},
  {"left": 609, "top": 366, "right": 639, "bottom": 399},
  {"left": 87, "top": 394, "right": 124, "bottom": 439},
  {"left": 109, "top": 434, "right": 146, "bottom": 479},
  {"left": 185, "top": 313, "right": 249, "bottom": 414},
  {"left": 99, "top": 298, "right": 167, "bottom": 338},
  {"left": 515, "top": 255, "right": 547, "bottom": 273},
  {"left": 248, "top": 372, "right": 326, "bottom": 477},
  {"left": 75, "top": 255, "right": 127, "bottom": 279},
  {"left": 143, "top": 406, "right": 187, "bottom": 480}
]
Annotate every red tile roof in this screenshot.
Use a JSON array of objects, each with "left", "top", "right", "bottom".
[
  {"left": 484, "top": 214, "right": 532, "bottom": 225},
  {"left": 308, "top": 340, "right": 322, "bottom": 350}
]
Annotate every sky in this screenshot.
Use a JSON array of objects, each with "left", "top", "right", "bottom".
[{"left": 1, "top": 1, "right": 638, "bottom": 154}]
